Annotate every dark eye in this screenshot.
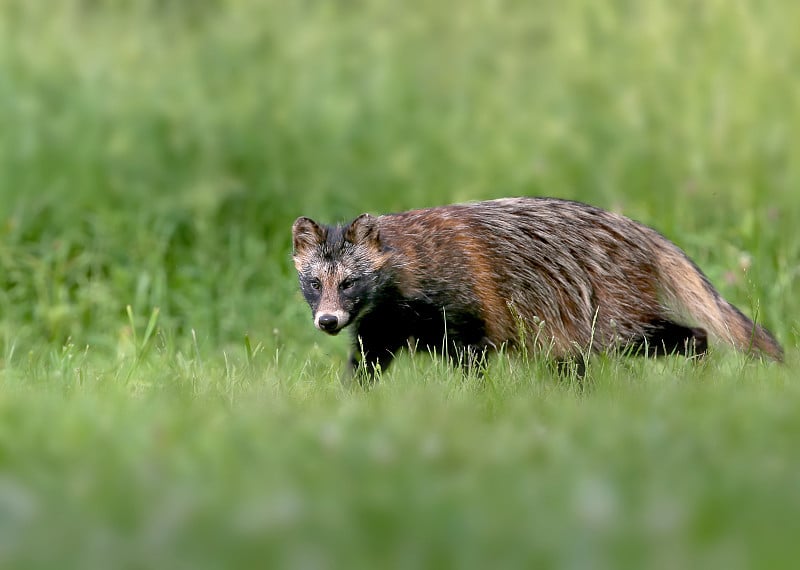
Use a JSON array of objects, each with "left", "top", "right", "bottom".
[
  {"left": 309, "top": 278, "right": 321, "bottom": 291},
  {"left": 340, "top": 277, "right": 357, "bottom": 291}
]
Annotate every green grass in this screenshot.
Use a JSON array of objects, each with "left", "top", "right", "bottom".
[{"left": 1, "top": 0, "right": 799, "bottom": 568}]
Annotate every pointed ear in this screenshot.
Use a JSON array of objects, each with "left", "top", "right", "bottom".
[
  {"left": 344, "top": 213, "right": 381, "bottom": 249},
  {"left": 292, "top": 217, "right": 326, "bottom": 255}
]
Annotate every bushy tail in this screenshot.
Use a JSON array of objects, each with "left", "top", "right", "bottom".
[
  {"left": 655, "top": 247, "right": 784, "bottom": 362},
  {"left": 716, "top": 301, "right": 784, "bottom": 362}
]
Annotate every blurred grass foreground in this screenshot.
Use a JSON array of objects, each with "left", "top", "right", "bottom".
[{"left": 0, "top": 1, "right": 799, "bottom": 568}]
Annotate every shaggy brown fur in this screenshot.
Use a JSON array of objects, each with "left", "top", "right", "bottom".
[{"left": 292, "top": 197, "right": 783, "bottom": 379}]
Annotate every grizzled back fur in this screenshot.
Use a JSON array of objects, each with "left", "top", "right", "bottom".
[{"left": 292, "top": 197, "right": 783, "bottom": 379}]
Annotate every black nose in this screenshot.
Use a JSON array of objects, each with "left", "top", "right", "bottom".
[{"left": 318, "top": 314, "right": 339, "bottom": 331}]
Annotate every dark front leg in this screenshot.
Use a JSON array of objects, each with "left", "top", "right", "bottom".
[
  {"left": 346, "top": 337, "right": 404, "bottom": 386},
  {"left": 449, "top": 337, "right": 495, "bottom": 376}
]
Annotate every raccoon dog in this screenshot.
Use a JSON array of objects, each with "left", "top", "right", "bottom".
[{"left": 292, "top": 198, "right": 782, "bottom": 379}]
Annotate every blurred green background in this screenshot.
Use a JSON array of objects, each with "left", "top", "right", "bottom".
[{"left": 0, "top": 0, "right": 798, "bottom": 568}]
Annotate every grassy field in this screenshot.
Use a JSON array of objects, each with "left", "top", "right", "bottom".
[{"left": 1, "top": 0, "right": 799, "bottom": 568}]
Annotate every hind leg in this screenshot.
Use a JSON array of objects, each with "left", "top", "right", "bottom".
[{"left": 633, "top": 319, "right": 708, "bottom": 358}]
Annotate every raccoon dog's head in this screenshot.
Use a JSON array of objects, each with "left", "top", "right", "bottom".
[{"left": 292, "top": 213, "right": 390, "bottom": 335}]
